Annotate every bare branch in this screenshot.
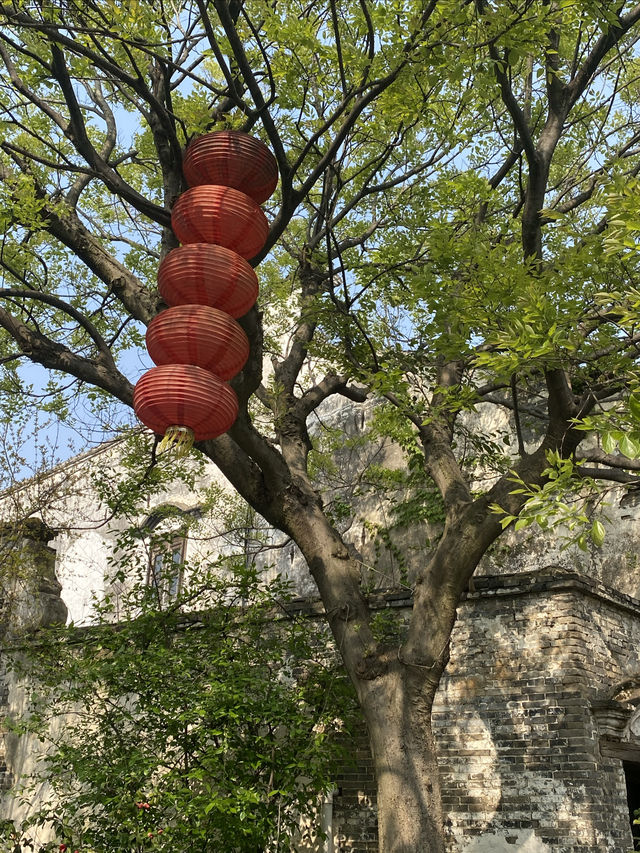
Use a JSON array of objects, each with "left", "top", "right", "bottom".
[
  {"left": 298, "top": 374, "right": 368, "bottom": 419},
  {"left": 0, "top": 37, "right": 66, "bottom": 130},
  {"left": 576, "top": 466, "right": 640, "bottom": 485},
  {"left": 579, "top": 450, "right": 640, "bottom": 472},
  {"left": 43, "top": 202, "right": 158, "bottom": 325},
  {"left": 274, "top": 265, "right": 325, "bottom": 397},
  {"left": 49, "top": 44, "right": 170, "bottom": 227},
  {"left": 567, "top": 4, "right": 640, "bottom": 111}
]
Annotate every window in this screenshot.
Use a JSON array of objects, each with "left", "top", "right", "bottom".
[
  {"left": 139, "top": 503, "right": 196, "bottom": 605},
  {"left": 147, "top": 535, "right": 186, "bottom": 604}
]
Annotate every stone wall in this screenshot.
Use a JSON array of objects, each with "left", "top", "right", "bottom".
[
  {"left": 436, "top": 570, "right": 640, "bottom": 852},
  {"left": 332, "top": 730, "right": 378, "bottom": 853},
  {"left": 327, "top": 571, "right": 640, "bottom": 852},
  {"left": 0, "top": 520, "right": 69, "bottom": 840}
]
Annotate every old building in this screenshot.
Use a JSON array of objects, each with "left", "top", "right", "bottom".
[{"left": 0, "top": 412, "right": 640, "bottom": 852}]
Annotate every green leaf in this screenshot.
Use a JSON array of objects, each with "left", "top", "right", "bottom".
[
  {"left": 630, "top": 395, "right": 640, "bottom": 423},
  {"left": 620, "top": 434, "right": 640, "bottom": 459},
  {"left": 591, "top": 520, "right": 606, "bottom": 547}
]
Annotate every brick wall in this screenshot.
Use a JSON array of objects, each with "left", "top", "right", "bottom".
[
  {"left": 3, "top": 557, "right": 640, "bottom": 852},
  {"left": 332, "top": 731, "right": 378, "bottom": 853},
  {"left": 331, "top": 570, "right": 640, "bottom": 852},
  {"left": 0, "top": 678, "right": 12, "bottom": 795},
  {"left": 434, "top": 569, "right": 640, "bottom": 852}
]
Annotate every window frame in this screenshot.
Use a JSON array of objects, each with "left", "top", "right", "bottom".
[{"left": 146, "top": 533, "right": 187, "bottom": 605}]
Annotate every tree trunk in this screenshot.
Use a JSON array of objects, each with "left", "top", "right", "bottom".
[
  {"left": 360, "top": 665, "right": 446, "bottom": 853},
  {"left": 281, "top": 499, "right": 449, "bottom": 853}
]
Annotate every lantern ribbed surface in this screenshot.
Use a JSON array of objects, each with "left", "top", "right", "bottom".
[
  {"left": 183, "top": 131, "right": 278, "bottom": 204},
  {"left": 157, "top": 244, "right": 259, "bottom": 318},
  {"left": 171, "top": 185, "right": 268, "bottom": 259},
  {"left": 134, "top": 130, "right": 279, "bottom": 447},
  {"left": 133, "top": 364, "right": 238, "bottom": 442},
  {"left": 146, "top": 306, "right": 249, "bottom": 381}
]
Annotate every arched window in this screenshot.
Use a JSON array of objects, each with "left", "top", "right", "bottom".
[
  {"left": 148, "top": 535, "right": 186, "bottom": 603},
  {"left": 141, "top": 505, "right": 188, "bottom": 605}
]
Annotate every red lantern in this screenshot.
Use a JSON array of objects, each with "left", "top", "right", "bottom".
[
  {"left": 134, "top": 131, "right": 280, "bottom": 452},
  {"left": 171, "top": 186, "right": 269, "bottom": 259},
  {"left": 183, "top": 131, "right": 278, "bottom": 204},
  {"left": 146, "top": 305, "right": 249, "bottom": 381},
  {"left": 133, "top": 364, "right": 238, "bottom": 442},
  {"left": 157, "top": 244, "right": 258, "bottom": 318}
]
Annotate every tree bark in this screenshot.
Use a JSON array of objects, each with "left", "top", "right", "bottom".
[
  {"left": 280, "top": 497, "right": 447, "bottom": 853},
  {"left": 361, "top": 666, "right": 446, "bottom": 853}
]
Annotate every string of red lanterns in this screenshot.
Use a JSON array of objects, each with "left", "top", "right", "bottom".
[{"left": 133, "top": 130, "right": 278, "bottom": 453}]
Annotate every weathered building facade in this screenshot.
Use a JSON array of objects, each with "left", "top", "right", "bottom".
[
  {"left": 437, "top": 569, "right": 640, "bottom": 852},
  {"left": 1, "top": 422, "right": 640, "bottom": 851},
  {"left": 326, "top": 571, "right": 640, "bottom": 853}
]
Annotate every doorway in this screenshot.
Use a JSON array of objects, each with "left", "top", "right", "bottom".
[{"left": 624, "top": 761, "right": 640, "bottom": 851}]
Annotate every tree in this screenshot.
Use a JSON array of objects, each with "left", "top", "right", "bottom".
[
  {"left": 0, "top": 451, "right": 353, "bottom": 853},
  {"left": 1, "top": 1, "right": 640, "bottom": 850},
  {"left": 4, "top": 562, "right": 349, "bottom": 853}
]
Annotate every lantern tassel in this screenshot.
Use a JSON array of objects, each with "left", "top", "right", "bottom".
[{"left": 157, "top": 425, "right": 195, "bottom": 457}]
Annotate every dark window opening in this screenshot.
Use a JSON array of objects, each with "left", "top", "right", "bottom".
[
  {"left": 624, "top": 760, "right": 640, "bottom": 850},
  {"left": 147, "top": 536, "right": 186, "bottom": 604}
]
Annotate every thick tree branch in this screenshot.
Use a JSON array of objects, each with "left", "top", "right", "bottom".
[
  {"left": 488, "top": 45, "right": 536, "bottom": 164},
  {"left": 477, "top": 393, "right": 547, "bottom": 420},
  {"left": 66, "top": 82, "right": 118, "bottom": 208},
  {"left": 383, "top": 379, "right": 472, "bottom": 518},
  {"left": 0, "top": 5, "right": 182, "bottom": 200},
  {"left": 0, "top": 38, "right": 66, "bottom": 130},
  {"left": 255, "top": 7, "right": 439, "bottom": 261},
  {"left": 208, "top": 0, "right": 289, "bottom": 175},
  {"left": 199, "top": 431, "right": 288, "bottom": 531},
  {"left": 566, "top": 4, "right": 640, "bottom": 111},
  {"left": 577, "top": 466, "right": 640, "bottom": 485},
  {"left": 298, "top": 374, "right": 368, "bottom": 419},
  {"left": 44, "top": 203, "right": 158, "bottom": 325},
  {"left": 580, "top": 450, "right": 640, "bottom": 472},
  {"left": 403, "top": 342, "right": 598, "bottom": 669},
  {"left": 0, "top": 305, "right": 133, "bottom": 405},
  {"left": 546, "top": 367, "right": 577, "bottom": 438},
  {"left": 0, "top": 287, "right": 117, "bottom": 369},
  {"left": 0, "top": 154, "right": 157, "bottom": 325},
  {"left": 274, "top": 264, "right": 324, "bottom": 397},
  {"left": 476, "top": 142, "right": 523, "bottom": 224}
]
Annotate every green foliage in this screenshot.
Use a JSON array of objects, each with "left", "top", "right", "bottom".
[
  {"left": 5, "top": 6, "right": 640, "bottom": 852},
  {"left": 3, "top": 562, "right": 352, "bottom": 853},
  {"left": 0, "top": 432, "right": 354, "bottom": 853},
  {"left": 369, "top": 607, "right": 406, "bottom": 647},
  {"left": 490, "top": 451, "right": 611, "bottom": 549},
  {"left": 1, "top": 0, "right": 640, "bottom": 530},
  {"left": 604, "top": 178, "right": 640, "bottom": 257},
  {"left": 2, "top": 13, "right": 640, "bottom": 845},
  {"left": 575, "top": 389, "right": 640, "bottom": 461}
]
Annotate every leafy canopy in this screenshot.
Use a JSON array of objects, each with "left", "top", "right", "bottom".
[{"left": 2, "top": 439, "right": 353, "bottom": 853}]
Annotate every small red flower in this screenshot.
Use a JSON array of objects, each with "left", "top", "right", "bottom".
[
  {"left": 136, "top": 801, "right": 151, "bottom": 809},
  {"left": 59, "top": 846, "right": 68, "bottom": 852}
]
